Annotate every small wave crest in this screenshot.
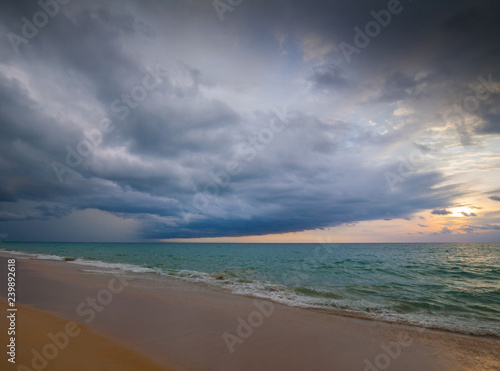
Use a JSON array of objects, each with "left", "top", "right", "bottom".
[
  {"left": 0, "top": 249, "right": 64, "bottom": 261},
  {"left": 68, "top": 258, "right": 161, "bottom": 274}
]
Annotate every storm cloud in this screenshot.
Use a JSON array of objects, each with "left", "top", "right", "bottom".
[{"left": 0, "top": 0, "right": 499, "bottom": 241}]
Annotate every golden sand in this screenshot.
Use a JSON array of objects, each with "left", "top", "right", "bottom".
[{"left": 2, "top": 299, "right": 171, "bottom": 371}]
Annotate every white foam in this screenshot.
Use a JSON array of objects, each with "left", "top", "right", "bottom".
[
  {"left": 34, "top": 254, "right": 65, "bottom": 261},
  {"left": 80, "top": 269, "right": 122, "bottom": 274},
  {"left": 165, "top": 272, "right": 500, "bottom": 337},
  {"left": 0, "top": 249, "right": 64, "bottom": 261},
  {"left": 68, "top": 258, "right": 160, "bottom": 274}
]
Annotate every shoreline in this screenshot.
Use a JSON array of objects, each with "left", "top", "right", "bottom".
[
  {"left": 2, "top": 248, "right": 498, "bottom": 339},
  {"left": 0, "top": 252, "right": 499, "bottom": 370}
]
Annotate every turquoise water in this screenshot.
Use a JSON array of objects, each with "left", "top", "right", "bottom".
[{"left": 2, "top": 242, "right": 499, "bottom": 336}]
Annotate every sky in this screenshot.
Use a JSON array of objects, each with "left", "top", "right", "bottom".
[{"left": 0, "top": 0, "right": 499, "bottom": 243}]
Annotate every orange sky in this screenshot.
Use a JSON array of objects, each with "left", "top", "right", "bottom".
[{"left": 166, "top": 198, "right": 500, "bottom": 243}]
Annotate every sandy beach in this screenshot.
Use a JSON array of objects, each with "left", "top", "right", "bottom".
[
  {"left": 0, "top": 253, "right": 498, "bottom": 371},
  {"left": 1, "top": 299, "right": 168, "bottom": 371}
]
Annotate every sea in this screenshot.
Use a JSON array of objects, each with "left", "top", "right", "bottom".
[{"left": 1, "top": 242, "right": 499, "bottom": 337}]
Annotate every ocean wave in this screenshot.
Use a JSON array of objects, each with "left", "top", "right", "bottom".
[
  {"left": 161, "top": 271, "right": 500, "bottom": 337},
  {"left": 1, "top": 248, "right": 498, "bottom": 337}
]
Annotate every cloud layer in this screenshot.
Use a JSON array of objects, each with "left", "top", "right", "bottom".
[{"left": 0, "top": 0, "right": 499, "bottom": 241}]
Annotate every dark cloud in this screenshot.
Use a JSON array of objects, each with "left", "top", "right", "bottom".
[
  {"left": 34, "top": 204, "right": 73, "bottom": 219},
  {"left": 459, "top": 224, "right": 500, "bottom": 234},
  {"left": 490, "top": 196, "right": 500, "bottom": 202},
  {"left": 440, "top": 227, "right": 453, "bottom": 234},
  {"left": 454, "top": 123, "right": 476, "bottom": 146},
  {"left": 431, "top": 209, "right": 452, "bottom": 215},
  {"left": 461, "top": 211, "right": 477, "bottom": 217},
  {"left": 309, "top": 63, "right": 347, "bottom": 91},
  {"left": 459, "top": 226, "right": 475, "bottom": 234},
  {"left": 432, "top": 224, "right": 500, "bottom": 236},
  {"left": 0, "top": 0, "right": 498, "bottom": 241},
  {"left": 376, "top": 73, "right": 420, "bottom": 103},
  {"left": 443, "top": 7, "right": 482, "bottom": 33},
  {"left": 473, "top": 224, "right": 500, "bottom": 231}
]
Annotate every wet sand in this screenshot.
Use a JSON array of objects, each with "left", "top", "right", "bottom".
[{"left": 0, "top": 253, "right": 498, "bottom": 371}]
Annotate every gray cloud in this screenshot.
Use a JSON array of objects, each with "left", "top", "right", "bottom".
[
  {"left": 309, "top": 63, "right": 347, "bottom": 91},
  {"left": 461, "top": 211, "right": 477, "bottom": 217},
  {"left": 431, "top": 209, "right": 452, "bottom": 215},
  {"left": 0, "top": 0, "right": 499, "bottom": 241}
]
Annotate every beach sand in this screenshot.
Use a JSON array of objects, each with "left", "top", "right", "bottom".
[
  {"left": 1, "top": 299, "right": 169, "bottom": 371},
  {"left": 0, "top": 253, "right": 498, "bottom": 371}
]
